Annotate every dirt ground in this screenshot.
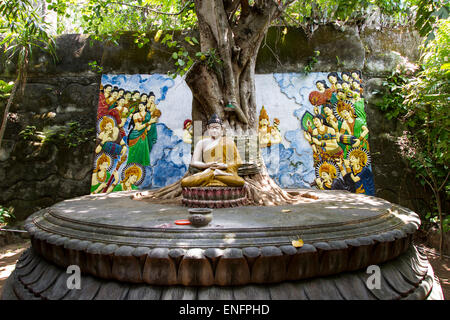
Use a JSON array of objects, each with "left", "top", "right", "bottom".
[
  {"left": 0, "top": 240, "right": 30, "bottom": 296},
  {"left": 0, "top": 240, "right": 448, "bottom": 299},
  {"left": 415, "top": 244, "right": 450, "bottom": 300}
]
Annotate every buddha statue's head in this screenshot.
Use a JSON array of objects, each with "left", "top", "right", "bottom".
[{"left": 207, "top": 114, "right": 223, "bottom": 139}]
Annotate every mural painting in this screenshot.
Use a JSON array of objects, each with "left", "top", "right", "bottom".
[
  {"left": 256, "top": 71, "right": 374, "bottom": 195},
  {"left": 300, "top": 71, "right": 374, "bottom": 195},
  {"left": 91, "top": 72, "right": 374, "bottom": 196},
  {"left": 91, "top": 74, "right": 192, "bottom": 194}
]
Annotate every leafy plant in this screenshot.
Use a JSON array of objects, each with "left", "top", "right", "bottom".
[
  {"left": 161, "top": 33, "right": 198, "bottom": 77},
  {"left": 414, "top": 0, "right": 449, "bottom": 43},
  {"left": 19, "top": 122, "right": 95, "bottom": 148},
  {"left": 0, "top": 0, "right": 57, "bottom": 148},
  {"left": 43, "top": 122, "right": 96, "bottom": 148},
  {"left": 378, "top": 19, "right": 449, "bottom": 255},
  {"left": 88, "top": 60, "right": 104, "bottom": 74},
  {"left": 304, "top": 50, "right": 320, "bottom": 73},
  {"left": 0, "top": 206, "right": 15, "bottom": 225},
  {"left": 18, "top": 125, "right": 39, "bottom": 141},
  {"left": 0, "top": 80, "right": 14, "bottom": 99}
]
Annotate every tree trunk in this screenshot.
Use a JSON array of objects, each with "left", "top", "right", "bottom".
[
  {"left": 133, "top": 0, "right": 315, "bottom": 205},
  {"left": 0, "top": 76, "right": 19, "bottom": 148},
  {"left": 436, "top": 190, "right": 445, "bottom": 258}
]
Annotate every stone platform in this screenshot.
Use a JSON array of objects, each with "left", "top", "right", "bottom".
[{"left": 1, "top": 189, "right": 444, "bottom": 299}]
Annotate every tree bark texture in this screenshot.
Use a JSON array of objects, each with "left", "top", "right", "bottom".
[
  {"left": 186, "top": 0, "right": 282, "bottom": 134},
  {"left": 133, "top": 1, "right": 314, "bottom": 205}
]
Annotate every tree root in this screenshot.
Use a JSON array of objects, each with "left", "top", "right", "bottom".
[
  {"left": 132, "top": 167, "right": 317, "bottom": 206},
  {"left": 243, "top": 167, "right": 317, "bottom": 205}
]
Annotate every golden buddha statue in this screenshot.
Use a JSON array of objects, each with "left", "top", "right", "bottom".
[
  {"left": 180, "top": 114, "right": 245, "bottom": 188},
  {"left": 258, "top": 106, "right": 270, "bottom": 147}
]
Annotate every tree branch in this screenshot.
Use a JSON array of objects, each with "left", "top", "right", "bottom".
[
  {"left": 224, "top": 0, "right": 241, "bottom": 16},
  {"left": 241, "top": 0, "right": 250, "bottom": 17},
  {"left": 438, "top": 171, "right": 450, "bottom": 192},
  {"left": 419, "top": 173, "right": 438, "bottom": 199},
  {"left": 110, "top": 1, "right": 193, "bottom": 16}
]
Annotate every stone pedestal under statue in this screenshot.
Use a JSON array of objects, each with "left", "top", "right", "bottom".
[{"left": 1, "top": 190, "right": 444, "bottom": 300}]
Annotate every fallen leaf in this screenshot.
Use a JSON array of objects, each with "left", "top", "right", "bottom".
[
  {"left": 281, "top": 209, "right": 292, "bottom": 213},
  {"left": 291, "top": 239, "right": 304, "bottom": 248}
]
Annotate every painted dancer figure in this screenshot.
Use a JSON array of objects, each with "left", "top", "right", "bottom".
[{"left": 127, "top": 102, "right": 158, "bottom": 166}]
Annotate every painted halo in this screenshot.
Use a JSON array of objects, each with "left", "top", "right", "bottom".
[
  {"left": 315, "top": 160, "right": 341, "bottom": 179},
  {"left": 333, "top": 99, "right": 355, "bottom": 122},
  {"left": 93, "top": 152, "right": 114, "bottom": 172},
  {"left": 120, "top": 162, "right": 145, "bottom": 186},
  {"left": 97, "top": 115, "right": 118, "bottom": 135},
  {"left": 347, "top": 147, "right": 371, "bottom": 167}
]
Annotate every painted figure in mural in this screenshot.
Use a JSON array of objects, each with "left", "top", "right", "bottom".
[
  {"left": 91, "top": 153, "right": 119, "bottom": 194},
  {"left": 110, "top": 164, "right": 143, "bottom": 192},
  {"left": 351, "top": 70, "right": 362, "bottom": 84},
  {"left": 315, "top": 158, "right": 355, "bottom": 193},
  {"left": 146, "top": 92, "right": 160, "bottom": 150},
  {"left": 95, "top": 116, "right": 127, "bottom": 157},
  {"left": 335, "top": 89, "right": 347, "bottom": 102},
  {"left": 350, "top": 83, "right": 362, "bottom": 101},
  {"left": 127, "top": 90, "right": 141, "bottom": 114},
  {"left": 258, "top": 106, "right": 271, "bottom": 147},
  {"left": 183, "top": 119, "right": 193, "bottom": 144},
  {"left": 304, "top": 115, "right": 342, "bottom": 159},
  {"left": 123, "top": 90, "right": 132, "bottom": 107},
  {"left": 140, "top": 93, "right": 148, "bottom": 104},
  {"left": 336, "top": 101, "right": 369, "bottom": 153},
  {"left": 104, "top": 96, "right": 127, "bottom": 138},
  {"left": 109, "top": 97, "right": 129, "bottom": 127},
  {"left": 181, "top": 114, "right": 245, "bottom": 187},
  {"left": 97, "top": 84, "right": 112, "bottom": 120},
  {"left": 146, "top": 92, "right": 156, "bottom": 112},
  {"left": 322, "top": 103, "right": 339, "bottom": 131},
  {"left": 309, "top": 80, "right": 332, "bottom": 106},
  {"left": 314, "top": 161, "right": 338, "bottom": 190},
  {"left": 270, "top": 118, "right": 282, "bottom": 145},
  {"left": 339, "top": 149, "right": 375, "bottom": 195},
  {"left": 118, "top": 88, "right": 125, "bottom": 99},
  {"left": 106, "top": 89, "right": 119, "bottom": 106},
  {"left": 341, "top": 72, "right": 352, "bottom": 84},
  {"left": 127, "top": 102, "right": 158, "bottom": 166},
  {"left": 351, "top": 80, "right": 363, "bottom": 94},
  {"left": 327, "top": 72, "right": 341, "bottom": 91}
]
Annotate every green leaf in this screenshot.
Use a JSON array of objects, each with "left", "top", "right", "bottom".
[
  {"left": 441, "top": 63, "right": 450, "bottom": 70},
  {"left": 172, "top": 52, "right": 178, "bottom": 59},
  {"left": 177, "top": 59, "right": 185, "bottom": 66}
]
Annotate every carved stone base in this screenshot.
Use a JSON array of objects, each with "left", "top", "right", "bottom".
[
  {"left": 182, "top": 187, "right": 247, "bottom": 208},
  {"left": 1, "top": 245, "right": 443, "bottom": 300},
  {"left": 0, "top": 189, "right": 444, "bottom": 300}
]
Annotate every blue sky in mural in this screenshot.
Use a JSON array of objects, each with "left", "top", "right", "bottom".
[
  {"left": 273, "top": 72, "right": 326, "bottom": 105},
  {"left": 262, "top": 143, "right": 315, "bottom": 188},
  {"left": 256, "top": 73, "right": 330, "bottom": 188},
  {"left": 107, "top": 123, "right": 190, "bottom": 190},
  {"left": 142, "top": 124, "right": 190, "bottom": 188},
  {"left": 101, "top": 74, "right": 175, "bottom": 104}
]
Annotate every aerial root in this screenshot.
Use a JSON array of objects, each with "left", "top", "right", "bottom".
[{"left": 131, "top": 168, "right": 316, "bottom": 206}]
